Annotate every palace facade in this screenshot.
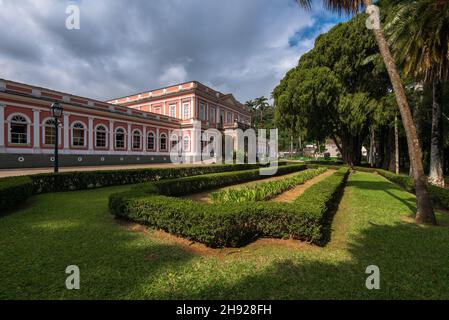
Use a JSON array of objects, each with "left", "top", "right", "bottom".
[{"left": 0, "top": 78, "right": 251, "bottom": 168}]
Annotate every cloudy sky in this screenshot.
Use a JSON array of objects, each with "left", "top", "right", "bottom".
[{"left": 0, "top": 0, "right": 346, "bottom": 103}]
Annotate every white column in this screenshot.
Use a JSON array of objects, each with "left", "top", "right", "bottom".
[
  {"left": 88, "top": 117, "right": 94, "bottom": 153},
  {"left": 63, "top": 113, "right": 70, "bottom": 150},
  {"left": 191, "top": 120, "right": 202, "bottom": 163},
  {"left": 109, "top": 120, "right": 114, "bottom": 153},
  {"left": 0, "top": 104, "right": 5, "bottom": 149},
  {"left": 143, "top": 126, "right": 147, "bottom": 152},
  {"left": 33, "top": 109, "right": 40, "bottom": 151},
  {"left": 127, "top": 123, "right": 132, "bottom": 152},
  {"left": 156, "top": 127, "right": 160, "bottom": 152}
]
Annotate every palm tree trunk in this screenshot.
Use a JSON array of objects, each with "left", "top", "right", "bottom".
[
  {"left": 395, "top": 115, "right": 399, "bottom": 174},
  {"left": 364, "top": 0, "right": 436, "bottom": 224},
  {"left": 429, "top": 79, "right": 445, "bottom": 187}
]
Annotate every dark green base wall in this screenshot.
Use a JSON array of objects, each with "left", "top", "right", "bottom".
[{"left": 0, "top": 153, "right": 174, "bottom": 169}]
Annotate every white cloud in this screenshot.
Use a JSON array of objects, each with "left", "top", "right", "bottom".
[
  {"left": 0, "top": 0, "right": 342, "bottom": 102},
  {"left": 158, "top": 64, "right": 188, "bottom": 85}
]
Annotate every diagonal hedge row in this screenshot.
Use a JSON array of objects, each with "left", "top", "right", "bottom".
[
  {"left": 0, "top": 162, "right": 287, "bottom": 215},
  {"left": 211, "top": 167, "right": 327, "bottom": 204},
  {"left": 109, "top": 167, "right": 350, "bottom": 248}
]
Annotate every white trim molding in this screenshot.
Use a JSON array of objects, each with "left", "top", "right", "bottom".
[{"left": 0, "top": 104, "right": 5, "bottom": 148}]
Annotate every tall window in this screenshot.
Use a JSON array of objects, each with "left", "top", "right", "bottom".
[
  {"left": 44, "top": 119, "right": 56, "bottom": 145},
  {"left": 147, "top": 132, "right": 155, "bottom": 150},
  {"left": 200, "top": 103, "right": 206, "bottom": 120},
  {"left": 183, "top": 103, "right": 190, "bottom": 119},
  {"left": 169, "top": 105, "right": 176, "bottom": 118},
  {"left": 95, "top": 125, "right": 107, "bottom": 148},
  {"left": 227, "top": 112, "right": 233, "bottom": 124},
  {"left": 115, "top": 128, "right": 125, "bottom": 149},
  {"left": 132, "top": 130, "right": 141, "bottom": 149},
  {"left": 183, "top": 136, "right": 190, "bottom": 152},
  {"left": 170, "top": 135, "right": 178, "bottom": 150},
  {"left": 210, "top": 108, "right": 216, "bottom": 123},
  {"left": 10, "top": 114, "right": 28, "bottom": 144},
  {"left": 160, "top": 133, "right": 167, "bottom": 151},
  {"left": 72, "top": 122, "right": 85, "bottom": 147}
]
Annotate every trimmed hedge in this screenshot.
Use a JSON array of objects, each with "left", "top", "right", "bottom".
[
  {"left": 211, "top": 167, "right": 327, "bottom": 204},
  {"left": 0, "top": 176, "right": 33, "bottom": 215},
  {"left": 0, "top": 162, "right": 287, "bottom": 216},
  {"left": 109, "top": 167, "right": 350, "bottom": 248},
  {"left": 29, "top": 162, "right": 289, "bottom": 194},
  {"left": 147, "top": 164, "right": 307, "bottom": 197}
]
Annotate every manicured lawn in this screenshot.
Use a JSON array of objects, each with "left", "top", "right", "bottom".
[{"left": 0, "top": 172, "right": 448, "bottom": 299}]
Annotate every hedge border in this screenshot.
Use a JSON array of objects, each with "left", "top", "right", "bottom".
[
  {"left": 0, "top": 162, "right": 287, "bottom": 216},
  {"left": 109, "top": 167, "right": 350, "bottom": 248}
]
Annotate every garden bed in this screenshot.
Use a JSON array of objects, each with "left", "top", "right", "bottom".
[{"left": 109, "top": 167, "right": 350, "bottom": 248}]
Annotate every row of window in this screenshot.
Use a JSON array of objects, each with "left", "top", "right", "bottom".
[{"left": 7, "top": 114, "right": 190, "bottom": 151}]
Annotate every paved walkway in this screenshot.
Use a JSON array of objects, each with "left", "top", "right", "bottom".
[{"left": 0, "top": 163, "right": 205, "bottom": 178}]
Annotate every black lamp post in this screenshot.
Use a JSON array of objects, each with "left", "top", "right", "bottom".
[{"left": 50, "top": 102, "right": 63, "bottom": 173}]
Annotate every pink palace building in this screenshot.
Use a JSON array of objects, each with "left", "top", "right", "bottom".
[{"left": 0, "top": 78, "right": 252, "bottom": 168}]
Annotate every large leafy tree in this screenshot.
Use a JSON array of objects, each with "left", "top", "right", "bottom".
[
  {"left": 386, "top": 0, "right": 449, "bottom": 187},
  {"left": 274, "top": 14, "right": 388, "bottom": 166},
  {"left": 296, "top": 0, "right": 436, "bottom": 225}
]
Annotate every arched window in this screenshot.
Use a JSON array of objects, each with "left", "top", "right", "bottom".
[
  {"left": 115, "top": 128, "right": 125, "bottom": 149},
  {"left": 44, "top": 119, "right": 57, "bottom": 145},
  {"left": 95, "top": 125, "right": 107, "bottom": 148},
  {"left": 132, "top": 130, "right": 141, "bottom": 149},
  {"left": 72, "top": 122, "right": 86, "bottom": 147},
  {"left": 10, "top": 114, "right": 29, "bottom": 144},
  {"left": 183, "top": 136, "right": 190, "bottom": 152},
  {"left": 170, "top": 134, "right": 178, "bottom": 150},
  {"left": 160, "top": 133, "right": 167, "bottom": 151},
  {"left": 147, "top": 132, "right": 155, "bottom": 151}
]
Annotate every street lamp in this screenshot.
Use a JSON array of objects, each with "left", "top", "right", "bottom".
[{"left": 50, "top": 102, "right": 63, "bottom": 173}]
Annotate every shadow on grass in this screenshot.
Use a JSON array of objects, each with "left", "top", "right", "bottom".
[
  {"left": 188, "top": 219, "right": 449, "bottom": 300},
  {"left": 0, "top": 187, "right": 196, "bottom": 299},
  {"left": 347, "top": 178, "right": 417, "bottom": 214}
]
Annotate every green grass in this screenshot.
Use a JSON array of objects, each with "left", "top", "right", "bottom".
[{"left": 0, "top": 172, "right": 448, "bottom": 299}]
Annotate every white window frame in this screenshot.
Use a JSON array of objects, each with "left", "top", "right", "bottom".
[
  {"left": 8, "top": 113, "right": 31, "bottom": 145},
  {"left": 183, "top": 103, "right": 190, "bottom": 119},
  {"left": 115, "top": 127, "right": 126, "bottom": 149},
  {"left": 147, "top": 131, "right": 156, "bottom": 151},
  {"left": 160, "top": 133, "right": 168, "bottom": 151},
  {"left": 132, "top": 129, "right": 142, "bottom": 150},
  {"left": 169, "top": 104, "right": 177, "bottom": 118},
  {"left": 71, "top": 121, "right": 87, "bottom": 147},
  {"left": 95, "top": 124, "right": 108, "bottom": 149},
  {"left": 42, "top": 117, "right": 61, "bottom": 147}
]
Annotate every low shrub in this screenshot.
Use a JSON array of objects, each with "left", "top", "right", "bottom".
[
  {"left": 0, "top": 162, "right": 288, "bottom": 216},
  {"left": 29, "top": 163, "right": 282, "bottom": 194},
  {"left": 0, "top": 176, "right": 33, "bottom": 215},
  {"left": 109, "top": 167, "right": 350, "bottom": 247},
  {"left": 145, "top": 164, "right": 307, "bottom": 197},
  {"left": 211, "top": 167, "right": 327, "bottom": 204}
]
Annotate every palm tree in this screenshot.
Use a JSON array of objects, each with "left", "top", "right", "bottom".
[
  {"left": 296, "top": 0, "right": 436, "bottom": 224},
  {"left": 254, "top": 96, "right": 269, "bottom": 128},
  {"left": 386, "top": 0, "right": 449, "bottom": 188}
]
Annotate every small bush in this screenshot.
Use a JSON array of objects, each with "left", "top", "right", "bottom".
[
  {"left": 109, "top": 167, "right": 349, "bottom": 247},
  {"left": 145, "top": 164, "right": 307, "bottom": 197},
  {"left": 0, "top": 176, "right": 34, "bottom": 215},
  {"left": 211, "top": 167, "right": 327, "bottom": 204}
]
